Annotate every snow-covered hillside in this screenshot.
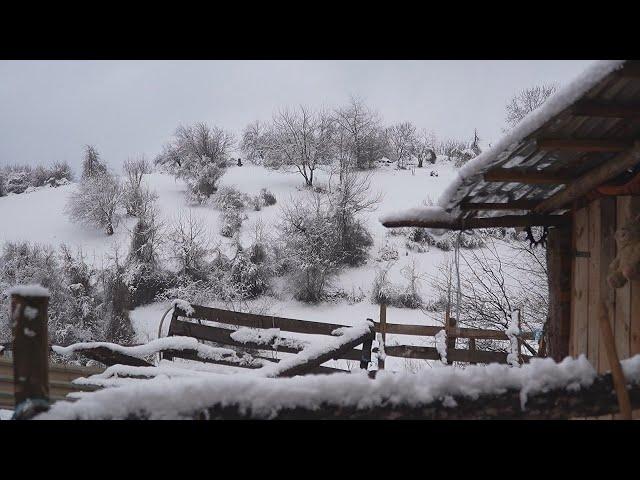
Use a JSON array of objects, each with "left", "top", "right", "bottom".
[{"left": 0, "top": 162, "right": 460, "bottom": 350}]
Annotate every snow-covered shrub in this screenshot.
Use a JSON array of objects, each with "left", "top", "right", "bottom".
[
  {"left": 0, "top": 242, "right": 102, "bottom": 346},
  {"left": 155, "top": 123, "right": 235, "bottom": 204},
  {"left": 260, "top": 188, "right": 276, "bottom": 206},
  {"left": 0, "top": 170, "right": 6, "bottom": 197},
  {"left": 278, "top": 193, "right": 342, "bottom": 303},
  {"left": 228, "top": 246, "right": 271, "bottom": 299},
  {"left": 371, "top": 260, "right": 423, "bottom": 308},
  {"left": 214, "top": 185, "right": 248, "bottom": 211},
  {"left": 220, "top": 208, "right": 245, "bottom": 238},
  {"left": 376, "top": 242, "right": 399, "bottom": 262},
  {"left": 100, "top": 253, "right": 136, "bottom": 345},
  {"left": 66, "top": 172, "right": 123, "bottom": 235},
  {"left": 30, "top": 165, "right": 50, "bottom": 187},
  {"left": 49, "top": 161, "right": 74, "bottom": 184},
  {"left": 4, "top": 167, "right": 31, "bottom": 194}
]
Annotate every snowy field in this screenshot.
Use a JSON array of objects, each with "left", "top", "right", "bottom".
[{"left": 0, "top": 161, "right": 461, "bottom": 370}]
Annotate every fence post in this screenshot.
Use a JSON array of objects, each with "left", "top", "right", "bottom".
[
  {"left": 468, "top": 338, "right": 477, "bottom": 365},
  {"left": 446, "top": 316, "right": 457, "bottom": 365},
  {"left": 378, "top": 303, "right": 387, "bottom": 370},
  {"left": 360, "top": 319, "right": 374, "bottom": 370},
  {"left": 10, "top": 285, "right": 50, "bottom": 419}
]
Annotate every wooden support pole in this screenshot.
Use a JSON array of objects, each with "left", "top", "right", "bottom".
[
  {"left": 468, "top": 338, "right": 477, "bottom": 365},
  {"left": 378, "top": 304, "right": 387, "bottom": 370},
  {"left": 446, "top": 316, "right": 457, "bottom": 365},
  {"left": 10, "top": 286, "right": 50, "bottom": 419},
  {"left": 599, "top": 301, "right": 632, "bottom": 419},
  {"left": 546, "top": 224, "right": 573, "bottom": 362}
]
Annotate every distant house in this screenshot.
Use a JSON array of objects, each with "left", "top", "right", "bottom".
[{"left": 381, "top": 60, "right": 640, "bottom": 416}]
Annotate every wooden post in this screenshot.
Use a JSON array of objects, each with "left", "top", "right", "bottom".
[
  {"left": 446, "top": 316, "right": 457, "bottom": 365},
  {"left": 378, "top": 304, "right": 387, "bottom": 370},
  {"left": 10, "top": 285, "right": 50, "bottom": 419},
  {"left": 599, "top": 301, "right": 632, "bottom": 419},
  {"left": 360, "top": 318, "right": 374, "bottom": 370},
  {"left": 468, "top": 338, "right": 477, "bottom": 365},
  {"left": 546, "top": 223, "right": 573, "bottom": 362}
]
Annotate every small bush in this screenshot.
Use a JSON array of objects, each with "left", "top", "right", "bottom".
[
  {"left": 214, "top": 185, "right": 248, "bottom": 211},
  {"left": 260, "top": 188, "right": 277, "bottom": 206},
  {"left": 220, "top": 209, "right": 245, "bottom": 237}
]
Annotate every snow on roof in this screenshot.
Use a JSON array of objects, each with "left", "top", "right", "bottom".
[
  {"left": 6, "top": 284, "right": 50, "bottom": 298},
  {"left": 36, "top": 354, "right": 640, "bottom": 420},
  {"left": 381, "top": 60, "right": 627, "bottom": 227}
]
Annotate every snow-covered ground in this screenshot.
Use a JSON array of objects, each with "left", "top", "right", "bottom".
[{"left": 0, "top": 161, "right": 460, "bottom": 371}]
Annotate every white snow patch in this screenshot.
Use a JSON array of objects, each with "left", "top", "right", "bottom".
[
  {"left": 172, "top": 299, "right": 194, "bottom": 316},
  {"left": 6, "top": 284, "right": 50, "bottom": 298},
  {"left": 435, "top": 329, "right": 448, "bottom": 364},
  {"left": 36, "top": 353, "right": 632, "bottom": 420}
]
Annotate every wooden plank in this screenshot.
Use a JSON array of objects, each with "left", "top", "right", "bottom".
[
  {"left": 536, "top": 138, "right": 633, "bottom": 153},
  {"left": 382, "top": 214, "right": 570, "bottom": 230},
  {"left": 598, "top": 197, "right": 617, "bottom": 374},
  {"left": 571, "top": 100, "right": 640, "bottom": 118},
  {"left": 587, "top": 200, "right": 601, "bottom": 369},
  {"left": 483, "top": 168, "right": 572, "bottom": 184},
  {"left": 273, "top": 324, "right": 375, "bottom": 378},
  {"left": 614, "top": 196, "right": 632, "bottom": 360},
  {"left": 546, "top": 224, "right": 573, "bottom": 361},
  {"left": 534, "top": 142, "right": 640, "bottom": 214},
  {"left": 630, "top": 195, "right": 640, "bottom": 364},
  {"left": 68, "top": 346, "right": 154, "bottom": 368},
  {"left": 168, "top": 319, "right": 363, "bottom": 361},
  {"left": 177, "top": 304, "right": 348, "bottom": 336},
  {"left": 379, "top": 322, "right": 535, "bottom": 340},
  {"left": 572, "top": 206, "right": 590, "bottom": 357},
  {"left": 460, "top": 200, "right": 538, "bottom": 211},
  {"left": 384, "top": 345, "right": 532, "bottom": 364}
]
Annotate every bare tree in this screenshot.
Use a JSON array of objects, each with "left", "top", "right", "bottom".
[
  {"left": 66, "top": 172, "right": 123, "bottom": 235},
  {"left": 413, "top": 129, "right": 437, "bottom": 167},
  {"left": 81, "top": 145, "right": 107, "bottom": 180},
  {"left": 266, "top": 106, "right": 334, "bottom": 187},
  {"left": 240, "top": 120, "right": 271, "bottom": 165},
  {"left": 166, "top": 212, "right": 211, "bottom": 279},
  {"left": 427, "top": 232, "right": 547, "bottom": 355},
  {"left": 386, "top": 122, "right": 418, "bottom": 169},
  {"left": 333, "top": 96, "right": 385, "bottom": 171},
  {"left": 504, "top": 83, "right": 559, "bottom": 131},
  {"left": 122, "top": 155, "right": 155, "bottom": 216}
]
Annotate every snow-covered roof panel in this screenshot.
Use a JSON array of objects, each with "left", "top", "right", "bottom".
[{"left": 381, "top": 60, "right": 640, "bottom": 228}]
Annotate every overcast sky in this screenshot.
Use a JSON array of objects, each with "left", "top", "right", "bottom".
[{"left": 0, "top": 60, "right": 595, "bottom": 172}]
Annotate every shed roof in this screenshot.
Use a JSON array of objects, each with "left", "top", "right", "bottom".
[{"left": 381, "top": 60, "right": 640, "bottom": 230}]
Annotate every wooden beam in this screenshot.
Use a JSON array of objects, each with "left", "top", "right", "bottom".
[
  {"left": 460, "top": 200, "right": 538, "bottom": 211},
  {"left": 534, "top": 142, "right": 640, "bottom": 213},
  {"left": 536, "top": 138, "right": 632, "bottom": 153},
  {"left": 572, "top": 100, "right": 640, "bottom": 118},
  {"left": 382, "top": 214, "right": 570, "bottom": 230},
  {"left": 484, "top": 168, "right": 572, "bottom": 184},
  {"left": 546, "top": 224, "right": 573, "bottom": 362},
  {"left": 618, "top": 61, "right": 640, "bottom": 79}
]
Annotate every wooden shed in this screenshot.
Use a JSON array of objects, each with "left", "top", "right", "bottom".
[{"left": 381, "top": 60, "right": 640, "bottom": 415}]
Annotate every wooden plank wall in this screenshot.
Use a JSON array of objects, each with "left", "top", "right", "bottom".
[{"left": 571, "top": 196, "right": 640, "bottom": 419}]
